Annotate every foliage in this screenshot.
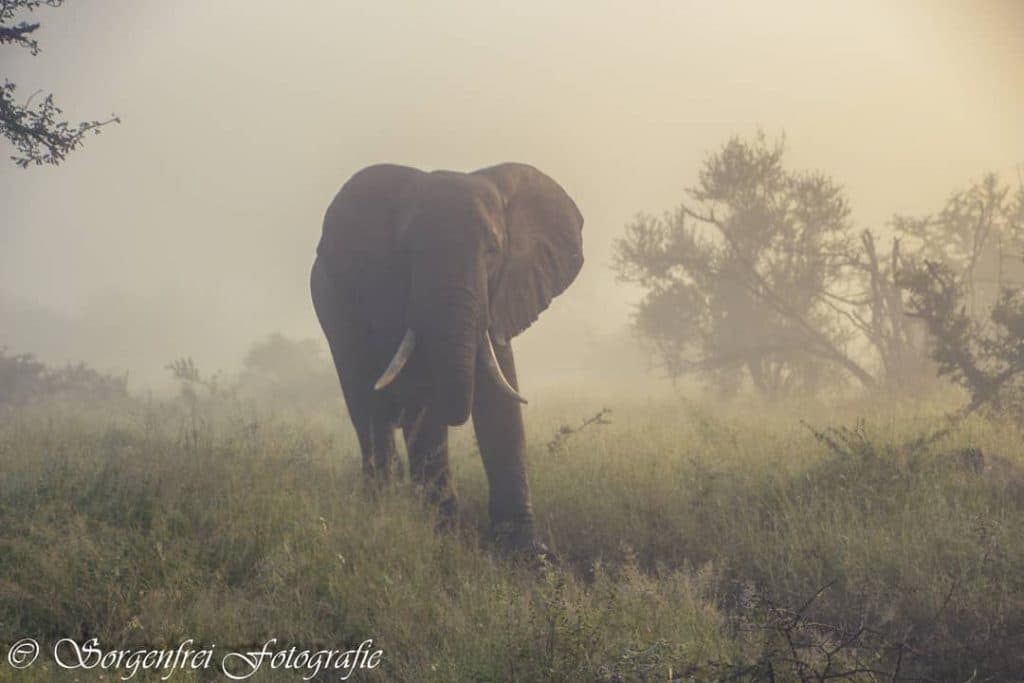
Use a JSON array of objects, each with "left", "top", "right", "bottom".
[
  {"left": 162, "top": 334, "right": 339, "bottom": 414},
  {"left": 711, "top": 581, "right": 917, "bottom": 682},
  {"left": 880, "top": 173, "right": 1024, "bottom": 416},
  {"left": 895, "top": 172, "right": 1024, "bottom": 318},
  {"left": 834, "top": 231, "right": 933, "bottom": 392},
  {"left": 0, "top": 346, "right": 127, "bottom": 404},
  {"left": 0, "top": 347, "right": 44, "bottom": 403},
  {"left": 901, "top": 259, "right": 1024, "bottom": 414},
  {"left": 243, "top": 333, "right": 327, "bottom": 378},
  {"left": 546, "top": 407, "right": 611, "bottom": 455},
  {"left": 0, "top": 0, "right": 118, "bottom": 167},
  {"left": 166, "top": 356, "right": 231, "bottom": 400},
  {"left": 615, "top": 134, "right": 1021, "bottom": 402},
  {"left": 613, "top": 133, "right": 871, "bottom": 396},
  {"left": 237, "top": 332, "right": 340, "bottom": 409},
  {"left": 2, "top": 392, "right": 1023, "bottom": 680}
]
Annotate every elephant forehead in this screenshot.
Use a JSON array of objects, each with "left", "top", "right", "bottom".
[
  {"left": 399, "top": 180, "right": 502, "bottom": 245},
  {"left": 413, "top": 172, "right": 501, "bottom": 211}
]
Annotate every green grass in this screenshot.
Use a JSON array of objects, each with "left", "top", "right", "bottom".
[{"left": 1, "top": 391, "right": 1022, "bottom": 681}]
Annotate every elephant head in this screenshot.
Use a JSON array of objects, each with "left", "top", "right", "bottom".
[{"left": 323, "top": 163, "right": 583, "bottom": 426}]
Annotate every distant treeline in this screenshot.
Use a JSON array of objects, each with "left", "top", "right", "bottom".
[
  {"left": 0, "top": 348, "right": 129, "bottom": 405},
  {"left": 0, "top": 332, "right": 340, "bottom": 411}
]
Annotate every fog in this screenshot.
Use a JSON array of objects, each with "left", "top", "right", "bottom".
[{"left": 1, "top": 0, "right": 1021, "bottom": 392}]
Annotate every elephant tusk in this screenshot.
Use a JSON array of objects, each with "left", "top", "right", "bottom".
[
  {"left": 481, "top": 332, "right": 528, "bottom": 404},
  {"left": 374, "top": 329, "right": 416, "bottom": 391}
]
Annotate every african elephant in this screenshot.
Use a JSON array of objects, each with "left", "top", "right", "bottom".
[{"left": 310, "top": 162, "right": 584, "bottom": 552}]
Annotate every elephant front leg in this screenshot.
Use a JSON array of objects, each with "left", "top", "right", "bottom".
[
  {"left": 365, "top": 415, "right": 398, "bottom": 481},
  {"left": 361, "top": 394, "right": 402, "bottom": 483},
  {"left": 471, "top": 342, "right": 537, "bottom": 551},
  {"left": 402, "top": 408, "right": 457, "bottom": 525}
]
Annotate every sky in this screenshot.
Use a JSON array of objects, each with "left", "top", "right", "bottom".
[{"left": 1, "top": 0, "right": 1021, "bottom": 390}]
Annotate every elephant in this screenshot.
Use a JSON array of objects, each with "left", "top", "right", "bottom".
[{"left": 310, "top": 162, "right": 584, "bottom": 552}]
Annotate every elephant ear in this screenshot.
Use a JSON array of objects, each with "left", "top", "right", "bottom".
[{"left": 474, "top": 163, "right": 584, "bottom": 343}]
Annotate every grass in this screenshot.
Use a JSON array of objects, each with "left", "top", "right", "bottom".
[{"left": 0, "top": 390, "right": 1022, "bottom": 681}]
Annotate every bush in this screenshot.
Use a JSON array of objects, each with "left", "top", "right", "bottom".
[{"left": 0, "top": 347, "right": 127, "bottom": 405}]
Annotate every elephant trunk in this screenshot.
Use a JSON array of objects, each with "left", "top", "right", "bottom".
[{"left": 409, "top": 263, "right": 485, "bottom": 426}]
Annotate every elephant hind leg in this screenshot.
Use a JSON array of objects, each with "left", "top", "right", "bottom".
[{"left": 402, "top": 407, "right": 457, "bottom": 525}]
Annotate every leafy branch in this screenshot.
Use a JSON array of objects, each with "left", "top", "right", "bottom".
[
  {"left": 1, "top": 0, "right": 118, "bottom": 167},
  {"left": 900, "top": 260, "right": 1024, "bottom": 415}
]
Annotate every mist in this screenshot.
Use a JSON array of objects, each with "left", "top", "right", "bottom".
[{"left": 2, "top": 0, "right": 1021, "bottom": 392}]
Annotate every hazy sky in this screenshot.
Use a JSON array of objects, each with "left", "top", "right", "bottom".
[{"left": 1, "top": 0, "right": 1021, "bottom": 387}]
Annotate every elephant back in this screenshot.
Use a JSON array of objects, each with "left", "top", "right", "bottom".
[
  {"left": 318, "top": 164, "right": 424, "bottom": 272},
  {"left": 317, "top": 164, "right": 424, "bottom": 343}
]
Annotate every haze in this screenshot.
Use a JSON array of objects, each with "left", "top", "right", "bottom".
[{"left": 1, "top": 0, "right": 1021, "bottom": 391}]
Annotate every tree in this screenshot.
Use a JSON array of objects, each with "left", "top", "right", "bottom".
[
  {"left": 821, "top": 173, "right": 1024, "bottom": 396},
  {"left": 614, "top": 133, "right": 875, "bottom": 396},
  {"left": 894, "top": 173, "right": 1024, "bottom": 318},
  {"left": 896, "top": 173, "right": 1024, "bottom": 414},
  {"left": 242, "top": 333, "right": 330, "bottom": 380},
  {"left": 237, "top": 333, "right": 339, "bottom": 408},
  {"left": 826, "top": 230, "right": 932, "bottom": 391},
  {"left": 1, "top": 0, "right": 117, "bottom": 167},
  {"left": 901, "top": 260, "right": 1024, "bottom": 415}
]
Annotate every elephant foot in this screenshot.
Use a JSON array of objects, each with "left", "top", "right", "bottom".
[
  {"left": 435, "top": 495, "right": 458, "bottom": 533},
  {"left": 361, "top": 475, "right": 391, "bottom": 498},
  {"left": 362, "top": 465, "right": 396, "bottom": 490},
  {"left": 522, "top": 540, "right": 558, "bottom": 568},
  {"left": 490, "top": 522, "right": 558, "bottom": 566}
]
